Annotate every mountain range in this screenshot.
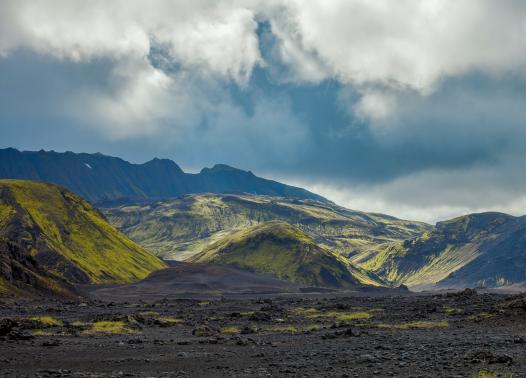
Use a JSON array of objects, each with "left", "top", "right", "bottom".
[
  {"left": 0, "top": 148, "right": 326, "bottom": 205},
  {"left": 1, "top": 148, "right": 526, "bottom": 296}
]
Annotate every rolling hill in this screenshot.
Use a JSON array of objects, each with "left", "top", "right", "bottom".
[
  {"left": 188, "top": 221, "right": 384, "bottom": 288},
  {"left": 0, "top": 148, "right": 327, "bottom": 205},
  {"left": 104, "top": 193, "right": 430, "bottom": 261},
  {"left": 359, "top": 212, "right": 526, "bottom": 289},
  {"left": 0, "top": 179, "right": 166, "bottom": 295}
]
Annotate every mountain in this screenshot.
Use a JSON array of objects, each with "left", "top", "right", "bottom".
[
  {"left": 188, "top": 221, "right": 383, "bottom": 288},
  {"left": 0, "top": 238, "right": 76, "bottom": 298},
  {"left": 0, "top": 179, "right": 166, "bottom": 294},
  {"left": 104, "top": 193, "right": 430, "bottom": 260},
  {"left": 359, "top": 212, "right": 526, "bottom": 289},
  {"left": 0, "top": 148, "right": 327, "bottom": 205}
]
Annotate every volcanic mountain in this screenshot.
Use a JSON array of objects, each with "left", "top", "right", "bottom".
[
  {"left": 0, "top": 179, "right": 166, "bottom": 296},
  {"left": 0, "top": 148, "right": 327, "bottom": 205}
]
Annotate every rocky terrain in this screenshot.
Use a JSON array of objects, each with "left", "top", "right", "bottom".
[{"left": 1, "top": 289, "right": 525, "bottom": 377}]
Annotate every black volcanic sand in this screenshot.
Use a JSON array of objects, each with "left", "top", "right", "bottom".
[{"left": 1, "top": 290, "right": 526, "bottom": 377}]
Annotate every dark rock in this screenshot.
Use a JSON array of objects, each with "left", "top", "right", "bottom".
[
  {"left": 191, "top": 325, "right": 217, "bottom": 337},
  {"left": 42, "top": 340, "right": 60, "bottom": 347},
  {"left": 7, "top": 330, "right": 34, "bottom": 341},
  {"left": 0, "top": 318, "right": 18, "bottom": 336}
]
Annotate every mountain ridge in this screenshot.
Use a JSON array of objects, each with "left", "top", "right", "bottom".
[
  {"left": 359, "top": 211, "right": 526, "bottom": 289},
  {"left": 0, "top": 148, "right": 328, "bottom": 205}
]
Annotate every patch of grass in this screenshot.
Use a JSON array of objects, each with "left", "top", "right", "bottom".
[
  {"left": 221, "top": 326, "right": 241, "bottom": 334},
  {"left": 30, "top": 316, "right": 63, "bottom": 327},
  {"left": 472, "top": 370, "right": 513, "bottom": 378},
  {"left": 443, "top": 306, "right": 462, "bottom": 314},
  {"left": 291, "top": 307, "right": 373, "bottom": 321},
  {"left": 468, "top": 312, "right": 494, "bottom": 321},
  {"left": 378, "top": 321, "right": 449, "bottom": 330},
  {"left": 32, "top": 329, "right": 55, "bottom": 337},
  {"left": 261, "top": 325, "right": 299, "bottom": 334},
  {"left": 240, "top": 311, "right": 255, "bottom": 316},
  {"left": 139, "top": 310, "right": 159, "bottom": 316},
  {"left": 83, "top": 321, "right": 135, "bottom": 335},
  {"left": 157, "top": 316, "right": 182, "bottom": 325}
]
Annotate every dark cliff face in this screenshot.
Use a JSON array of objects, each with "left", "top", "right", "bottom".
[{"left": 0, "top": 148, "right": 328, "bottom": 205}]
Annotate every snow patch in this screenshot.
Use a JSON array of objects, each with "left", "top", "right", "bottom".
[{"left": 84, "top": 163, "right": 92, "bottom": 169}]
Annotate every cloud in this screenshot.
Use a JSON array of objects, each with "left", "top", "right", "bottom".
[
  {"left": 1, "top": 1, "right": 526, "bottom": 222},
  {"left": 0, "top": 0, "right": 263, "bottom": 138},
  {"left": 264, "top": 0, "right": 526, "bottom": 91}
]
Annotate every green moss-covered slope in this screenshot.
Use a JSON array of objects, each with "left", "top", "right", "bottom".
[
  {"left": 105, "top": 193, "right": 430, "bottom": 261},
  {"left": 0, "top": 179, "right": 166, "bottom": 288},
  {"left": 360, "top": 212, "right": 526, "bottom": 289},
  {"left": 188, "top": 221, "right": 384, "bottom": 288}
]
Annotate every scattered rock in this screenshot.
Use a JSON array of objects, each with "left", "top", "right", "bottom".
[
  {"left": 191, "top": 325, "right": 217, "bottom": 337},
  {"left": 41, "top": 340, "right": 60, "bottom": 347}
]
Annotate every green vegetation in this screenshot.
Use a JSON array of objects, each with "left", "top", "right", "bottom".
[
  {"left": 157, "top": 316, "right": 183, "bottom": 325},
  {"left": 468, "top": 312, "right": 495, "bottom": 321},
  {"left": 29, "top": 316, "right": 63, "bottom": 327},
  {"left": 261, "top": 325, "right": 299, "bottom": 334},
  {"left": 472, "top": 370, "right": 513, "bottom": 378},
  {"left": 105, "top": 193, "right": 429, "bottom": 261},
  {"left": 443, "top": 306, "right": 463, "bottom": 314},
  {"left": 83, "top": 321, "right": 135, "bottom": 335},
  {"left": 221, "top": 326, "right": 241, "bottom": 334},
  {"left": 377, "top": 321, "right": 449, "bottom": 329},
  {"left": 189, "top": 221, "right": 373, "bottom": 288},
  {"left": 291, "top": 307, "right": 374, "bottom": 321},
  {"left": 0, "top": 180, "right": 166, "bottom": 289}
]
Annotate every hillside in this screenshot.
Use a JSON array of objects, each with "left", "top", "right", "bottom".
[
  {"left": 0, "top": 148, "right": 327, "bottom": 205},
  {"left": 0, "top": 238, "right": 78, "bottom": 298},
  {"left": 360, "top": 212, "right": 526, "bottom": 289},
  {"left": 188, "top": 221, "right": 384, "bottom": 288},
  {"left": 0, "top": 179, "right": 166, "bottom": 292},
  {"left": 104, "top": 193, "right": 429, "bottom": 260}
]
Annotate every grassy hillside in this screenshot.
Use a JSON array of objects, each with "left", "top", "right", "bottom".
[
  {"left": 104, "top": 193, "right": 430, "bottom": 261},
  {"left": 359, "top": 212, "right": 526, "bottom": 289},
  {"left": 188, "top": 221, "right": 384, "bottom": 288},
  {"left": 0, "top": 179, "right": 166, "bottom": 288}
]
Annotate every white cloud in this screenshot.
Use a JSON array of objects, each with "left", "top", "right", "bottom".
[
  {"left": 265, "top": 0, "right": 526, "bottom": 91},
  {"left": 1, "top": 0, "right": 525, "bottom": 134},
  {"left": 0, "top": 0, "right": 263, "bottom": 137}
]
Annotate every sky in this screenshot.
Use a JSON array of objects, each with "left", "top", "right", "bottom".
[{"left": 1, "top": 0, "right": 526, "bottom": 223}]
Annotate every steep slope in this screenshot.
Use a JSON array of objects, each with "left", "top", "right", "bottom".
[
  {"left": 0, "top": 238, "right": 76, "bottom": 298},
  {"left": 104, "top": 193, "right": 429, "bottom": 260},
  {"left": 0, "top": 180, "right": 166, "bottom": 289},
  {"left": 188, "top": 221, "right": 384, "bottom": 288},
  {"left": 0, "top": 148, "right": 327, "bottom": 204},
  {"left": 361, "top": 212, "right": 526, "bottom": 289}
]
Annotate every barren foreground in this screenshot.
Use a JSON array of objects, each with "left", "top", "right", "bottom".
[{"left": 1, "top": 290, "right": 525, "bottom": 377}]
